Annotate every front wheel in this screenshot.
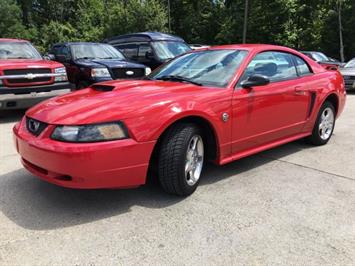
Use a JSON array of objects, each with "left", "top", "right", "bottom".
[
  {"left": 158, "top": 123, "right": 204, "bottom": 196},
  {"left": 306, "top": 101, "right": 335, "bottom": 146}
]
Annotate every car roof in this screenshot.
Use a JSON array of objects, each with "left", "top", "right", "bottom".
[
  {"left": 51, "top": 42, "right": 110, "bottom": 47},
  {"left": 0, "top": 38, "right": 28, "bottom": 43},
  {"left": 104, "top": 31, "right": 185, "bottom": 44},
  {"left": 207, "top": 44, "right": 296, "bottom": 52}
]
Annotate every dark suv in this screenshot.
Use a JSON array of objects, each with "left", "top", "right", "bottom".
[
  {"left": 48, "top": 42, "right": 150, "bottom": 89},
  {"left": 105, "top": 32, "right": 191, "bottom": 70}
]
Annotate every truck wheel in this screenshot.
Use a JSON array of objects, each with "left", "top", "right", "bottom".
[
  {"left": 158, "top": 123, "right": 204, "bottom": 196},
  {"left": 306, "top": 101, "right": 335, "bottom": 146}
]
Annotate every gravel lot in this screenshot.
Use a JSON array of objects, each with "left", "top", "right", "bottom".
[{"left": 0, "top": 94, "right": 354, "bottom": 266}]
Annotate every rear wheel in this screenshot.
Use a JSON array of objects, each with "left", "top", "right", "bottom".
[
  {"left": 158, "top": 123, "right": 204, "bottom": 196},
  {"left": 306, "top": 101, "right": 335, "bottom": 145}
]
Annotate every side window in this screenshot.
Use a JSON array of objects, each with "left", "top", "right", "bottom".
[
  {"left": 114, "top": 43, "right": 138, "bottom": 60},
  {"left": 137, "top": 43, "right": 153, "bottom": 62},
  {"left": 59, "top": 45, "right": 71, "bottom": 59},
  {"left": 50, "top": 45, "right": 61, "bottom": 56},
  {"left": 293, "top": 56, "right": 312, "bottom": 76},
  {"left": 239, "top": 51, "right": 298, "bottom": 84}
]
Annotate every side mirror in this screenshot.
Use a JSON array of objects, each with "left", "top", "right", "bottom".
[
  {"left": 44, "top": 54, "right": 55, "bottom": 60},
  {"left": 145, "top": 51, "right": 154, "bottom": 59},
  {"left": 241, "top": 74, "right": 270, "bottom": 88},
  {"left": 56, "top": 54, "right": 70, "bottom": 63}
]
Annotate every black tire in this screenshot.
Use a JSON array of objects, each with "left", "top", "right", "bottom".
[
  {"left": 306, "top": 101, "right": 335, "bottom": 146},
  {"left": 158, "top": 123, "right": 204, "bottom": 196}
]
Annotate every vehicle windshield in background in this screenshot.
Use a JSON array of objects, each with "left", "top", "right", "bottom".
[
  {"left": 150, "top": 49, "right": 248, "bottom": 88},
  {"left": 151, "top": 41, "right": 191, "bottom": 60},
  {"left": 71, "top": 44, "right": 126, "bottom": 60},
  {"left": 0, "top": 42, "right": 42, "bottom": 59},
  {"left": 344, "top": 59, "right": 355, "bottom": 68},
  {"left": 312, "top": 52, "right": 329, "bottom": 62}
]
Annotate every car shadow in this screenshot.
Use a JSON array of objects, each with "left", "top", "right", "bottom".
[
  {"left": 0, "top": 110, "right": 26, "bottom": 123},
  {"left": 0, "top": 139, "right": 313, "bottom": 231}
]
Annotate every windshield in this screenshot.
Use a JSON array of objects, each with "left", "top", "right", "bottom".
[
  {"left": 151, "top": 41, "right": 191, "bottom": 60},
  {"left": 312, "top": 52, "right": 329, "bottom": 62},
  {"left": 0, "top": 42, "right": 42, "bottom": 59},
  {"left": 345, "top": 59, "right": 355, "bottom": 68},
  {"left": 71, "top": 43, "right": 125, "bottom": 60},
  {"left": 150, "top": 49, "right": 248, "bottom": 88}
]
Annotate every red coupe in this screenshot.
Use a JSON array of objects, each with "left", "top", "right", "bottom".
[{"left": 13, "top": 44, "right": 346, "bottom": 196}]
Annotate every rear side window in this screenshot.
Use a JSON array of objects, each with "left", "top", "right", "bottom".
[
  {"left": 239, "top": 51, "right": 298, "bottom": 84},
  {"left": 293, "top": 56, "right": 312, "bottom": 76},
  {"left": 114, "top": 43, "right": 138, "bottom": 60}
]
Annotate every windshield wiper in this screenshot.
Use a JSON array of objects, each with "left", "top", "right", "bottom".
[
  {"left": 156, "top": 75, "right": 202, "bottom": 86},
  {"left": 76, "top": 57, "right": 96, "bottom": 60}
]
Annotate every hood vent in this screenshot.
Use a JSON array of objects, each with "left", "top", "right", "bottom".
[{"left": 91, "top": 85, "right": 115, "bottom": 91}]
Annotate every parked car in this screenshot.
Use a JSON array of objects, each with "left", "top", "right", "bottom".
[
  {"left": 340, "top": 58, "right": 355, "bottom": 91},
  {"left": 14, "top": 44, "right": 346, "bottom": 196},
  {"left": 301, "top": 51, "right": 344, "bottom": 69},
  {"left": 48, "top": 42, "right": 150, "bottom": 89},
  {"left": 105, "top": 31, "right": 191, "bottom": 70},
  {"left": 190, "top": 44, "right": 210, "bottom": 50},
  {"left": 0, "top": 38, "right": 71, "bottom": 110}
]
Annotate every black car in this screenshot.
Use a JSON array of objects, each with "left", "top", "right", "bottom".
[
  {"left": 105, "top": 32, "right": 191, "bottom": 70},
  {"left": 48, "top": 42, "right": 150, "bottom": 89},
  {"left": 301, "top": 51, "right": 344, "bottom": 67}
]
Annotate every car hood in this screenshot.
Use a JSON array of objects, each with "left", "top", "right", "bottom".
[
  {"left": 340, "top": 68, "right": 355, "bottom": 76},
  {"left": 0, "top": 59, "right": 62, "bottom": 69},
  {"left": 75, "top": 58, "right": 146, "bottom": 69},
  {"left": 26, "top": 80, "right": 221, "bottom": 125}
]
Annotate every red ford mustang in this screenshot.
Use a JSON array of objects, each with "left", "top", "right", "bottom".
[{"left": 13, "top": 44, "right": 346, "bottom": 196}]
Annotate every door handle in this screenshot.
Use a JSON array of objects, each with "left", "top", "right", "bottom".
[{"left": 294, "top": 86, "right": 307, "bottom": 95}]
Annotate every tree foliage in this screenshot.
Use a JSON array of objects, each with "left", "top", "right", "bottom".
[{"left": 0, "top": 0, "right": 353, "bottom": 60}]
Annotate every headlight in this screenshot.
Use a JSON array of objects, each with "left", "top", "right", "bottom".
[
  {"left": 54, "top": 67, "right": 68, "bottom": 82},
  {"left": 91, "top": 68, "right": 111, "bottom": 78},
  {"left": 51, "top": 122, "right": 128, "bottom": 142},
  {"left": 145, "top": 67, "right": 152, "bottom": 75}
]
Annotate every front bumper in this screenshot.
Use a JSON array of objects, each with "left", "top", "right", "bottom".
[
  {"left": 0, "top": 82, "right": 73, "bottom": 110},
  {"left": 13, "top": 118, "right": 156, "bottom": 189}
]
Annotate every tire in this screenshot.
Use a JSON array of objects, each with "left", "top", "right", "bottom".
[
  {"left": 158, "top": 123, "right": 204, "bottom": 196},
  {"left": 306, "top": 101, "right": 336, "bottom": 146}
]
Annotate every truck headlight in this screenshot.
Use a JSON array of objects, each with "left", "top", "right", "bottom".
[
  {"left": 145, "top": 67, "right": 152, "bottom": 75},
  {"left": 91, "top": 68, "right": 111, "bottom": 78},
  {"left": 51, "top": 122, "right": 128, "bottom": 142},
  {"left": 54, "top": 67, "right": 68, "bottom": 82}
]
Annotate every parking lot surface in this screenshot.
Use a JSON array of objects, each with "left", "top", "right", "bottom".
[{"left": 0, "top": 94, "right": 354, "bottom": 265}]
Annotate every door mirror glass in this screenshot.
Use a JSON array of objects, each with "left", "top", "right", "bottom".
[
  {"left": 241, "top": 74, "right": 270, "bottom": 88},
  {"left": 145, "top": 51, "right": 154, "bottom": 59}
]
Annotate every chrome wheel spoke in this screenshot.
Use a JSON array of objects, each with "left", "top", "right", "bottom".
[
  {"left": 185, "top": 135, "right": 204, "bottom": 186},
  {"left": 319, "top": 107, "right": 334, "bottom": 140}
]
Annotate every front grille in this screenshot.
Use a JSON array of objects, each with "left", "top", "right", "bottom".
[
  {"left": 4, "top": 68, "right": 52, "bottom": 85},
  {"left": 111, "top": 68, "right": 145, "bottom": 79},
  {"left": 26, "top": 117, "right": 47, "bottom": 136}
]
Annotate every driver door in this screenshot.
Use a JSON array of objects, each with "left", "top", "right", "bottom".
[{"left": 231, "top": 51, "right": 310, "bottom": 154}]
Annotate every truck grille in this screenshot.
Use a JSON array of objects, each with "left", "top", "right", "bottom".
[
  {"left": 111, "top": 68, "right": 145, "bottom": 79},
  {"left": 26, "top": 117, "right": 47, "bottom": 136},
  {"left": 3, "top": 68, "right": 52, "bottom": 86}
]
